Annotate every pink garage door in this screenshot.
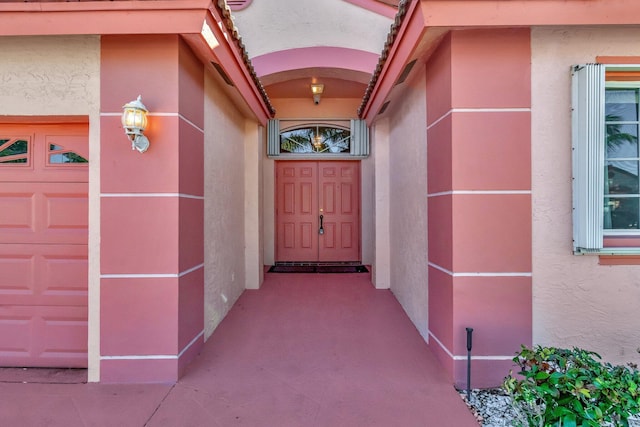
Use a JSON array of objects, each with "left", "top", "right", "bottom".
[{"left": 0, "top": 124, "right": 89, "bottom": 368}]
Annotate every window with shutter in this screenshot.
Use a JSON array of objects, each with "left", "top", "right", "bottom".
[{"left": 572, "top": 63, "right": 640, "bottom": 255}]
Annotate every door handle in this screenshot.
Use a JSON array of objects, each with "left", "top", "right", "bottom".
[{"left": 319, "top": 214, "right": 324, "bottom": 235}]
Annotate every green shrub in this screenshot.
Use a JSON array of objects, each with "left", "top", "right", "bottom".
[{"left": 503, "top": 345, "right": 640, "bottom": 427}]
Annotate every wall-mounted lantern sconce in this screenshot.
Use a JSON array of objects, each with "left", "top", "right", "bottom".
[
  {"left": 311, "top": 83, "right": 324, "bottom": 105},
  {"left": 121, "top": 95, "right": 150, "bottom": 153}
]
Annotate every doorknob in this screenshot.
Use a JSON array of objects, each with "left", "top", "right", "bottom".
[{"left": 319, "top": 214, "right": 324, "bottom": 235}]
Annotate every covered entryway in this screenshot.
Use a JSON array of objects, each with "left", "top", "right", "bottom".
[
  {"left": 0, "top": 124, "right": 88, "bottom": 368},
  {"left": 276, "top": 161, "right": 360, "bottom": 263}
]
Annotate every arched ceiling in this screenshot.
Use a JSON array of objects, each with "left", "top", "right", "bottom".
[{"left": 231, "top": 0, "right": 395, "bottom": 108}]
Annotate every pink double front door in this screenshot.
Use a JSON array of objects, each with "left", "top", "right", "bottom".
[{"left": 276, "top": 161, "right": 361, "bottom": 263}]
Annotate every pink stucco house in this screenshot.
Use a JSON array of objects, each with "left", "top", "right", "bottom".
[{"left": 0, "top": 0, "right": 639, "bottom": 388}]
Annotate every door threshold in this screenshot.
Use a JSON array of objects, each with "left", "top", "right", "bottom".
[
  {"left": 274, "top": 261, "right": 362, "bottom": 267},
  {"left": 269, "top": 264, "right": 369, "bottom": 274}
]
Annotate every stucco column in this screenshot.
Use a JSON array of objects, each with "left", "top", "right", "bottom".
[
  {"left": 99, "top": 35, "right": 204, "bottom": 383},
  {"left": 245, "top": 122, "right": 264, "bottom": 289},
  {"left": 426, "top": 29, "right": 533, "bottom": 388},
  {"left": 373, "top": 119, "right": 391, "bottom": 289}
]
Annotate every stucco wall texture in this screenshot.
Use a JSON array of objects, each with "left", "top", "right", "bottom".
[
  {"left": 388, "top": 65, "right": 429, "bottom": 340},
  {"left": 204, "top": 73, "right": 247, "bottom": 340},
  {"left": 0, "top": 36, "right": 100, "bottom": 115},
  {"left": 532, "top": 27, "right": 640, "bottom": 367}
]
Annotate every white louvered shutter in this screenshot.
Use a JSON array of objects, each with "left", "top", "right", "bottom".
[{"left": 571, "top": 64, "right": 605, "bottom": 253}]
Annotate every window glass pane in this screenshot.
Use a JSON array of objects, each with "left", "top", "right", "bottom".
[
  {"left": 604, "top": 197, "right": 640, "bottom": 229},
  {"left": 606, "top": 89, "right": 638, "bottom": 122},
  {"left": 606, "top": 124, "right": 638, "bottom": 156},
  {"left": 606, "top": 161, "right": 639, "bottom": 194},
  {"left": 47, "top": 143, "right": 88, "bottom": 164},
  {"left": 0, "top": 139, "right": 29, "bottom": 164},
  {"left": 319, "top": 126, "right": 350, "bottom": 153},
  {"left": 49, "top": 152, "right": 88, "bottom": 164},
  {"left": 281, "top": 128, "right": 314, "bottom": 153}
]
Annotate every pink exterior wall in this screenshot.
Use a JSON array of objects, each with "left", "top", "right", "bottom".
[
  {"left": 203, "top": 73, "right": 248, "bottom": 339},
  {"left": 426, "top": 30, "right": 532, "bottom": 388},
  {"left": 387, "top": 63, "right": 429, "bottom": 338},
  {"left": 100, "top": 35, "right": 204, "bottom": 383},
  {"left": 531, "top": 27, "right": 640, "bottom": 369}
]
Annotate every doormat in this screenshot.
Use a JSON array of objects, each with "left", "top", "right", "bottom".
[{"left": 268, "top": 265, "right": 369, "bottom": 274}]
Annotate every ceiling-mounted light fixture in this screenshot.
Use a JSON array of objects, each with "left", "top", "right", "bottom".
[
  {"left": 313, "top": 133, "right": 324, "bottom": 150},
  {"left": 121, "top": 95, "right": 150, "bottom": 153},
  {"left": 311, "top": 83, "right": 324, "bottom": 105}
]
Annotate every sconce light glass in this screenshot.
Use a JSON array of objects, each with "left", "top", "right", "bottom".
[
  {"left": 311, "top": 83, "right": 324, "bottom": 105},
  {"left": 121, "top": 95, "right": 150, "bottom": 153}
]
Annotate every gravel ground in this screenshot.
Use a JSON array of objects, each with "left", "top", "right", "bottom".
[{"left": 459, "top": 388, "right": 640, "bottom": 427}]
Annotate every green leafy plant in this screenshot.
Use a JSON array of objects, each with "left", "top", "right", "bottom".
[{"left": 504, "top": 345, "right": 640, "bottom": 427}]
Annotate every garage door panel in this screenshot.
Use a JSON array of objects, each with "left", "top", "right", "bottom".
[
  {"left": 41, "top": 309, "right": 88, "bottom": 364},
  {"left": 41, "top": 253, "right": 88, "bottom": 304},
  {"left": 0, "top": 244, "right": 87, "bottom": 306},
  {"left": 45, "top": 191, "right": 88, "bottom": 231},
  {"left": 0, "top": 123, "right": 88, "bottom": 368},
  {"left": 0, "top": 182, "right": 87, "bottom": 244},
  {"left": 0, "top": 192, "right": 34, "bottom": 233},
  {"left": 0, "top": 306, "right": 87, "bottom": 368},
  {"left": 0, "top": 313, "right": 31, "bottom": 356},
  {"left": 0, "top": 254, "right": 33, "bottom": 295}
]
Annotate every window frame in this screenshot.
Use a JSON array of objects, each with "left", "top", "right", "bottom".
[{"left": 572, "top": 63, "right": 640, "bottom": 255}]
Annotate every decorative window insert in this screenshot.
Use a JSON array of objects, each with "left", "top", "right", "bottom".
[
  {"left": 267, "top": 119, "right": 369, "bottom": 158},
  {"left": 47, "top": 143, "right": 88, "bottom": 165},
  {"left": 572, "top": 63, "right": 640, "bottom": 254},
  {"left": 227, "top": 0, "right": 252, "bottom": 11},
  {"left": 0, "top": 137, "right": 29, "bottom": 165}
]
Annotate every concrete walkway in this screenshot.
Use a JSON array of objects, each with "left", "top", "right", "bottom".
[{"left": 0, "top": 271, "right": 479, "bottom": 426}]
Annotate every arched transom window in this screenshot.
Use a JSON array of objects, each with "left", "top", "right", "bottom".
[
  {"left": 280, "top": 124, "right": 351, "bottom": 154},
  {"left": 267, "top": 119, "right": 369, "bottom": 158}
]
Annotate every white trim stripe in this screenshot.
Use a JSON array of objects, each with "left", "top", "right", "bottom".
[
  {"left": 451, "top": 108, "right": 530, "bottom": 113},
  {"left": 178, "top": 330, "right": 205, "bottom": 358},
  {"left": 427, "top": 190, "right": 531, "bottom": 198},
  {"left": 427, "top": 110, "right": 452, "bottom": 130},
  {"left": 179, "top": 263, "right": 205, "bottom": 278},
  {"left": 177, "top": 114, "right": 204, "bottom": 134},
  {"left": 428, "top": 331, "right": 515, "bottom": 361},
  {"left": 427, "top": 108, "right": 530, "bottom": 130},
  {"left": 101, "top": 355, "right": 177, "bottom": 360},
  {"left": 100, "top": 112, "right": 204, "bottom": 133},
  {"left": 453, "top": 355, "right": 515, "bottom": 361},
  {"left": 101, "top": 193, "right": 204, "bottom": 200},
  {"left": 428, "top": 262, "right": 531, "bottom": 277},
  {"left": 101, "top": 263, "right": 204, "bottom": 279},
  {"left": 429, "top": 330, "right": 454, "bottom": 359},
  {"left": 101, "top": 330, "right": 204, "bottom": 361}
]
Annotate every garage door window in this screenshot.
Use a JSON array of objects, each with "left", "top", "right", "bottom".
[
  {"left": 0, "top": 138, "right": 29, "bottom": 164},
  {"left": 48, "top": 144, "right": 88, "bottom": 164}
]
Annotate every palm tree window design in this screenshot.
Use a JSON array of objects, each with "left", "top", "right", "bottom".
[
  {"left": 604, "top": 88, "right": 640, "bottom": 230},
  {"left": 0, "top": 138, "right": 29, "bottom": 164},
  {"left": 280, "top": 125, "right": 350, "bottom": 154}
]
